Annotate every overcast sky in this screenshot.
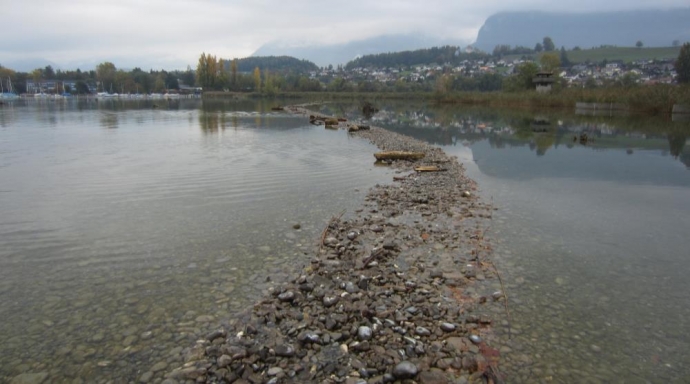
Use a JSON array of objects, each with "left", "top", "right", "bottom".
[{"left": 4, "top": 0, "right": 688, "bottom": 71}]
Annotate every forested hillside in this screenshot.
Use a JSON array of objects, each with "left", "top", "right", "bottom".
[
  {"left": 345, "top": 46, "right": 489, "bottom": 69},
  {"left": 228, "top": 56, "right": 319, "bottom": 73}
]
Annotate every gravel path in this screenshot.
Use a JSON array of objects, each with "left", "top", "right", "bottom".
[{"left": 161, "top": 106, "right": 505, "bottom": 384}]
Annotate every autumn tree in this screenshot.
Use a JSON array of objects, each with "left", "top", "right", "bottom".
[
  {"left": 540, "top": 53, "right": 561, "bottom": 72},
  {"left": 114, "top": 70, "right": 135, "bottom": 94},
  {"left": 675, "top": 43, "right": 690, "bottom": 84},
  {"left": 253, "top": 67, "right": 261, "bottom": 91},
  {"left": 96, "top": 62, "right": 116, "bottom": 92},
  {"left": 196, "top": 52, "right": 220, "bottom": 90},
  {"left": 231, "top": 59, "right": 238, "bottom": 88},
  {"left": 263, "top": 68, "right": 276, "bottom": 95}
]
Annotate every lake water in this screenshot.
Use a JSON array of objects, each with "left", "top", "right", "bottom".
[
  {"left": 3, "top": 98, "right": 689, "bottom": 383},
  {"left": 0, "top": 98, "right": 393, "bottom": 382},
  {"left": 350, "top": 102, "right": 690, "bottom": 383}
]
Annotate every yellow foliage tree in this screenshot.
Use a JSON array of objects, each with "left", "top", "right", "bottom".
[{"left": 253, "top": 67, "right": 261, "bottom": 92}]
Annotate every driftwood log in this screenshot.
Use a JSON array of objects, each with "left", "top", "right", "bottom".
[
  {"left": 374, "top": 151, "right": 425, "bottom": 161},
  {"left": 348, "top": 125, "right": 371, "bottom": 132},
  {"left": 414, "top": 165, "right": 445, "bottom": 172}
]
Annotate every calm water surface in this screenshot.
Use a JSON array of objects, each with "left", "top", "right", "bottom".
[
  {"left": 354, "top": 102, "right": 690, "bottom": 383},
  {"left": 0, "top": 98, "right": 393, "bottom": 381}
]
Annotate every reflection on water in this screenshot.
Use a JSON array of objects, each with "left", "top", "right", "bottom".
[
  {"left": 324, "top": 101, "right": 690, "bottom": 169},
  {"left": 0, "top": 98, "right": 391, "bottom": 382},
  {"left": 355, "top": 102, "right": 690, "bottom": 382}
]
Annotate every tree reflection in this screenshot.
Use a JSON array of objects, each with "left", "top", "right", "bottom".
[
  {"left": 199, "top": 111, "right": 223, "bottom": 133},
  {"left": 100, "top": 112, "right": 118, "bottom": 129},
  {"left": 667, "top": 132, "right": 687, "bottom": 158}
]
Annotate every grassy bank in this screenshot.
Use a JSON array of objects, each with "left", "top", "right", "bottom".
[
  {"left": 203, "top": 85, "right": 690, "bottom": 115},
  {"left": 435, "top": 85, "right": 690, "bottom": 114}
]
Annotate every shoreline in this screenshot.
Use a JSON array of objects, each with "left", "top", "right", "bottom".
[{"left": 161, "top": 105, "right": 505, "bottom": 383}]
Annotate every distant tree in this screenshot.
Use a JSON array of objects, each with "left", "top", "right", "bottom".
[
  {"left": 253, "top": 67, "right": 261, "bottom": 91},
  {"left": 618, "top": 73, "right": 640, "bottom": 88},
  {"left": 114, "top": 70, "right": 135, "bottom": 93},
  {"left": 540, "top": 53, "right": 561, "bottom": 72},
  {"left": 180, "top": 66, "right": 195, "bottom": 87},
  {"left": 559, "top": 47, "right": 572, "bottom": 67},
  {"left": 196, "top": 53, "right": 219, "bottom": 90},
  {"left": 165, "top": 72, "right": 179, "bottom": 90},
  {"left": 672, "top": 40, "right": 680, "bottom": 47},
  {"left": 96, "top": 62, "right": 116, "bottom": 92},
  {"left": 584, "top": 77, "right": 597, "bottom": 89},
  {"left": 154, "top": 75, "right": 166, "bottom": 93},
  {"left": 675, "top": 43, "right": 690, "bottom": 83},
  {"left": 573, "top": 46, "right": 582, "bottom": 51},
  {"left": 504, "top": 62, "right": 539, "bottom": 91},
  {"left": 534, "top": 43, "right": 543, "bottom": 52},
  {"left": 231, "top": 59, "right": 238, "bottom": 87},
  {"left": 636, "top": 40, "right": 644, "bottom": 48},
  {"left": 543, "top": 37, "right": 555, "bottom": 52},
  {"left": 263, "top": 68, "right": 276, "bottom": 95},
  {"left": 74, "top": 81, "right": 90, "bottom": 94},
  {"left": 44, "top": 65, "right": 55, "bottom": 78}
]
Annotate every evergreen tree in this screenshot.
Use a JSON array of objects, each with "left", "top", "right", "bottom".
[
  {"left": 675, "top": 43, "right": 690, "bottom": 84},
  {"left": 560, "top": 47, "right": 572, "bottom": 67}
]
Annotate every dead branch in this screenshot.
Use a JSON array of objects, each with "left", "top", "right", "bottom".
[{"left": 319, "top": 210, "right": 346, "bottom": 253}]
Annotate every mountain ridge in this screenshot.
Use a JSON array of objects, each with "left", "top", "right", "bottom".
[{"left": 473, "top": 8, "right": 690, "bottom": 51}]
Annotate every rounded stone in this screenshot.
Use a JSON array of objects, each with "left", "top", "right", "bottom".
[
  {"left": 323, "top": 296, "right": 339, "bottom": 307},
  {"left": 415, "top": 326, "right": 431, "bottom": 336},
  {"left": 347, "top": 231, "right": 358, "bottom": 240},
  {"left": 278, "top": 291, "right": 295, "bottom": 302},
  {"left": 345, "top": 282, "right": 359, "bottom": 294},
  {"left": 392, "top": 360, "right": 418, "bottom": 379},
  {"left": 440, "top": 322, "right": 456, "bottom": 332},
  {"left": 324, "top": 237, "right": 338, "bottom": 247},
  {"left": 358, "top": 326, "right": 373, "bottom": 341},
  {"left": 274, "top": 344, "right": 296, "bottom": 357}
]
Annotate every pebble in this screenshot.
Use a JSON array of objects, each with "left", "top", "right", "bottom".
[
  {"left": 278, "top": 291, "right": 295, "bottom": 302},
  {"left": 274, "top": 344, "right": 296, "bottom": 357},
  {"left": 358, "top": 326, "right": 373, "bottom": 341},
  {"left": 393, "top": 360, "right": 418, "bottom": 379},
  {"left": 323, "top": 296, "right": 339, "bottom": 307},
  {"left": 440, "top": 322, "right": 456, "bottom": 332}
]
